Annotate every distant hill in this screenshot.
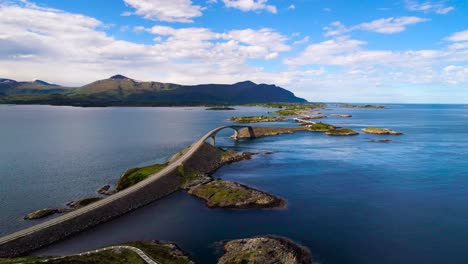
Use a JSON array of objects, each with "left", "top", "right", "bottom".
[{"left": 0, "top": 75, "right": 307, "bottom": 106}]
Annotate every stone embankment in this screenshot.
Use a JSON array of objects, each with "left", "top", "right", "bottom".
[{"left": 0, "top": 125, "right": 251, "bottom": 258}]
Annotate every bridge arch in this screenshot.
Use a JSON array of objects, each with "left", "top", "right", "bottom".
[{"left": 204, "top": 125, "right": 255, "bottom": 146}]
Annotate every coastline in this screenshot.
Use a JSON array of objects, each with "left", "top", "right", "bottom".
[{"left": 0, "top": 125, "right": 281, "bottom": 257}]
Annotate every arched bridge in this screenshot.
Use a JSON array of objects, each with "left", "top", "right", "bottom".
[
  {"left": 0, "top": 125, "right": 255, "bottom": 257},
  {"left": 203, "top": 125, "right": 255, "bottom": 146}
]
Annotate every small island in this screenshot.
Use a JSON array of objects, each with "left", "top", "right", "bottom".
[
  {"left": 339, "top": 104, "right": 385, "bottom": 109},
  {"left": 187, "top": 180, "right": 285, "bottom": 209},
  {"left": 273, "top": 103, "right": 325, "bottom": 116},
  {"left": 325, "top": 128, "right": 359, "bottom": 136},
  {"left": 24, "top": 208, "right": 64, "bottom": 220},
  {"left": 330, "top": 114, "right": 352, "bottom": 118},
  {"left": 370, "top": 139, "right": 393, "bottom": 143},
  {"left": 229, "top": 116, "right": 287, "bottom": 123},
  {"left": 24, "top": 197, "right": 103, "bottom": 220},
  {"left": 362, "top": 127, "right": 403, "bottom": 135},
  {"left": 218, "top": 236, "right": 312, "bottom": 264},
  {"left": 306, "top": 122, "right": 337, "bottom": 132},
  {"left": 66, "top": 197, "right": 102, "bottom": 209}
]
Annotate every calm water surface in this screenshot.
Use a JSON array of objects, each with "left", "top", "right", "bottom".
[{"left": 1, "top": 104, "right": 468, "bottom": 264}]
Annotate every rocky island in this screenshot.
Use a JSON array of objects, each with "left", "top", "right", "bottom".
[
  {"left": 24, "top": 197, "right": 103, "bottom": 220},
  {"left": 23, "top": 209, "right": 66, "bottom": 220},
  {"left": 325, "top": 128, "right": 359, "bottom": 136},
  {"left": 188, "top": 180, "right": 285, "bottom": 209},
  {"left": 229, "top": 116, "right": 287, "bottom": 123},
  {"left": 330, "top": 114, "right": 352, "bottom": 118},
  {"left": 218, "top": 236, "right": 312, "bottom": 264},
  {"left": 305, "top": 122, "right": 337, "bottom": 132},
  {"left": 362, "top": 127, "right": 403, "bottom": 135},
  {"left": 339, "top": 104, "right": 386, "bottom": 109}
]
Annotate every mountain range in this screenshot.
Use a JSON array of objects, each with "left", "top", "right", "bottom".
[{"left": 0, "top": 75, "right": 306, "bottom": 106}]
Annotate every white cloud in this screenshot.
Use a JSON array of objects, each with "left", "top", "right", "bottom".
[
  {"left": 284, "top": 35, "right": 468, "bottom": 93},
  {"left": 1, "top": 0, "right": 468, "bottom": 103},
  {"left": 356, "top": 16, "right": 429, "bottom": 33},
  {"left": 222, "top": 0, "right": 277, "bottom": 13},
  {"left": 288, "top": 4, "right": 295, "bottom": 10},
  {"left": 405, "top": 0, "right": 454, "bottom": 14},
  {"left": 293, "top": 36, "right": 310, "bottom": 45},
  {"left": 324, "top": 16, "right": 428, "bottom": 37},
  {"left": 123, "top": 0, "right": 203, "bottom": 23},
  {"left": 0, "top": 2, "right": 291, "bottom": 86},
  {"left": 445, "top": 29, "right": 468, "bottom": 42}
]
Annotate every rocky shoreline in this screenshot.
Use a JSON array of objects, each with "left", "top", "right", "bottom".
[
  {"left": 362, "top": 127, "right": 403, "bottom": 135},
  {"left": 187, "top": 180, "right": 285, "bottom": 209},
  {"left": 219, "top": 235, "right": 312, "bottom": 264}
]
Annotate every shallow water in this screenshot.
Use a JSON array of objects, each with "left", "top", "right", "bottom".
[{"left": 2, "top": 104, "right": 468, "bottom": 263}]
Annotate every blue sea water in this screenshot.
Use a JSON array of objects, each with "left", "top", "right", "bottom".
[{"left": 1, "top": 104, "right": 468, "bottom": 264}]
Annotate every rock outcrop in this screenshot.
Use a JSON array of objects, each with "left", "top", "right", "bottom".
[
  {"left": 218, "top": 236, "right": 312, "bottom": 264},
  {"left": 188, "top": 180, "right": 285, "bottom": 209}
]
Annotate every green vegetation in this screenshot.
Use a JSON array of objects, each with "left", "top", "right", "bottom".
[
  {"left": 124, "top": 241, "right": 192, "bottom": 264},
  {"left": 339, "top": 104, "right": 385, "bottom": 109},
  {"left": 270, "top": 103, "right": 325, "bottom": 116},
  {"left": 246, "top": 102, "right": 324, "bottom": 109},
  {"left": 177, "top": 164, "right": 201, "bottom": 185},
  {"left": 0, "top": 76, "right": 306, "bottom": 106},
  {"left": 0, "top": 241, "right": 192, "bottom": 264},
  {"left": 325, "top": 128, "right": 359, "bottom": 136},
  {"left": 273, "top": 109, "right": 298, "bottom": 115},
  {"left": 190, "top": 181, "right": 252, "bottom": 204},
  {"left": 188, "top": 180, "right": 283, "bottom": 208},
  {"left": 0, "top": 249, "right": 145, "bottom": 264},
  {"left": 116, "top": 163, "right": 168, "bottom": 191},
  {"left": 229, "top": 115, "right": 286, "bottom": 123},
  {"left": 67, "top": 197, "right": 102, "bottom": 209},
  {"left": 306, "top": 122, "right": 336, "bottom": 131},
  {"left": 362, "top": 127, "right": 402, "bottom": 135}
]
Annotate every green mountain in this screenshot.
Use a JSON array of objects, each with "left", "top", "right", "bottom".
[{"left": 0, "top": 75, "right": 307, "bottom": 106}]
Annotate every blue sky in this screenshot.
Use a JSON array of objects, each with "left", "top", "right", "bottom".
[{"left": 0, "top": 0, "right": 467, "bottom": 103}]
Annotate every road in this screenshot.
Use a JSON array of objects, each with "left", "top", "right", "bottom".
[
  {"left": 0, "top": 125, "right": 251, "bottom": 249},
  {"left": 42, "top": 245, "right": 160, "bottom": 264}
]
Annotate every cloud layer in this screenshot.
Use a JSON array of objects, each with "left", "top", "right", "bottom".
[{"left": 0, "top": 0, "right": 467, "bottom": 103}]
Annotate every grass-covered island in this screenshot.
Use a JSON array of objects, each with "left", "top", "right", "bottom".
[
  {"left": 0, "top": 241, "right": 194, "bottom": 264},
  {"left": 325, "top": 128, "right": 359, "bottom": 136},
  {"left": 187, "top": 180, "right": 285, "bottom": 209},
  {"left": 362, "top": 127, "right": 403, "bottom": 135},
  {"left": 339, "top": 104, "right": 386, "bottom": 109},
  {"left": 218, "top": 236, "right": 312, "bottom": 264},
  {"left": 229, "top": 115, "right": 287, "bottom": 123},
  {"left": 306, "top": 122, "right": 337, "bottom": 132},
  {"left": 272, "top": 103, "right": 325, "bottom": 116}
]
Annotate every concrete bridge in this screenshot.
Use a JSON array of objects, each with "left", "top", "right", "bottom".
[
  {"left": 205, "top": 125, "right": 255, "bottom": 146},
  {"left": 0, "top": 125, "right": 254, "bottom": 258}
]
